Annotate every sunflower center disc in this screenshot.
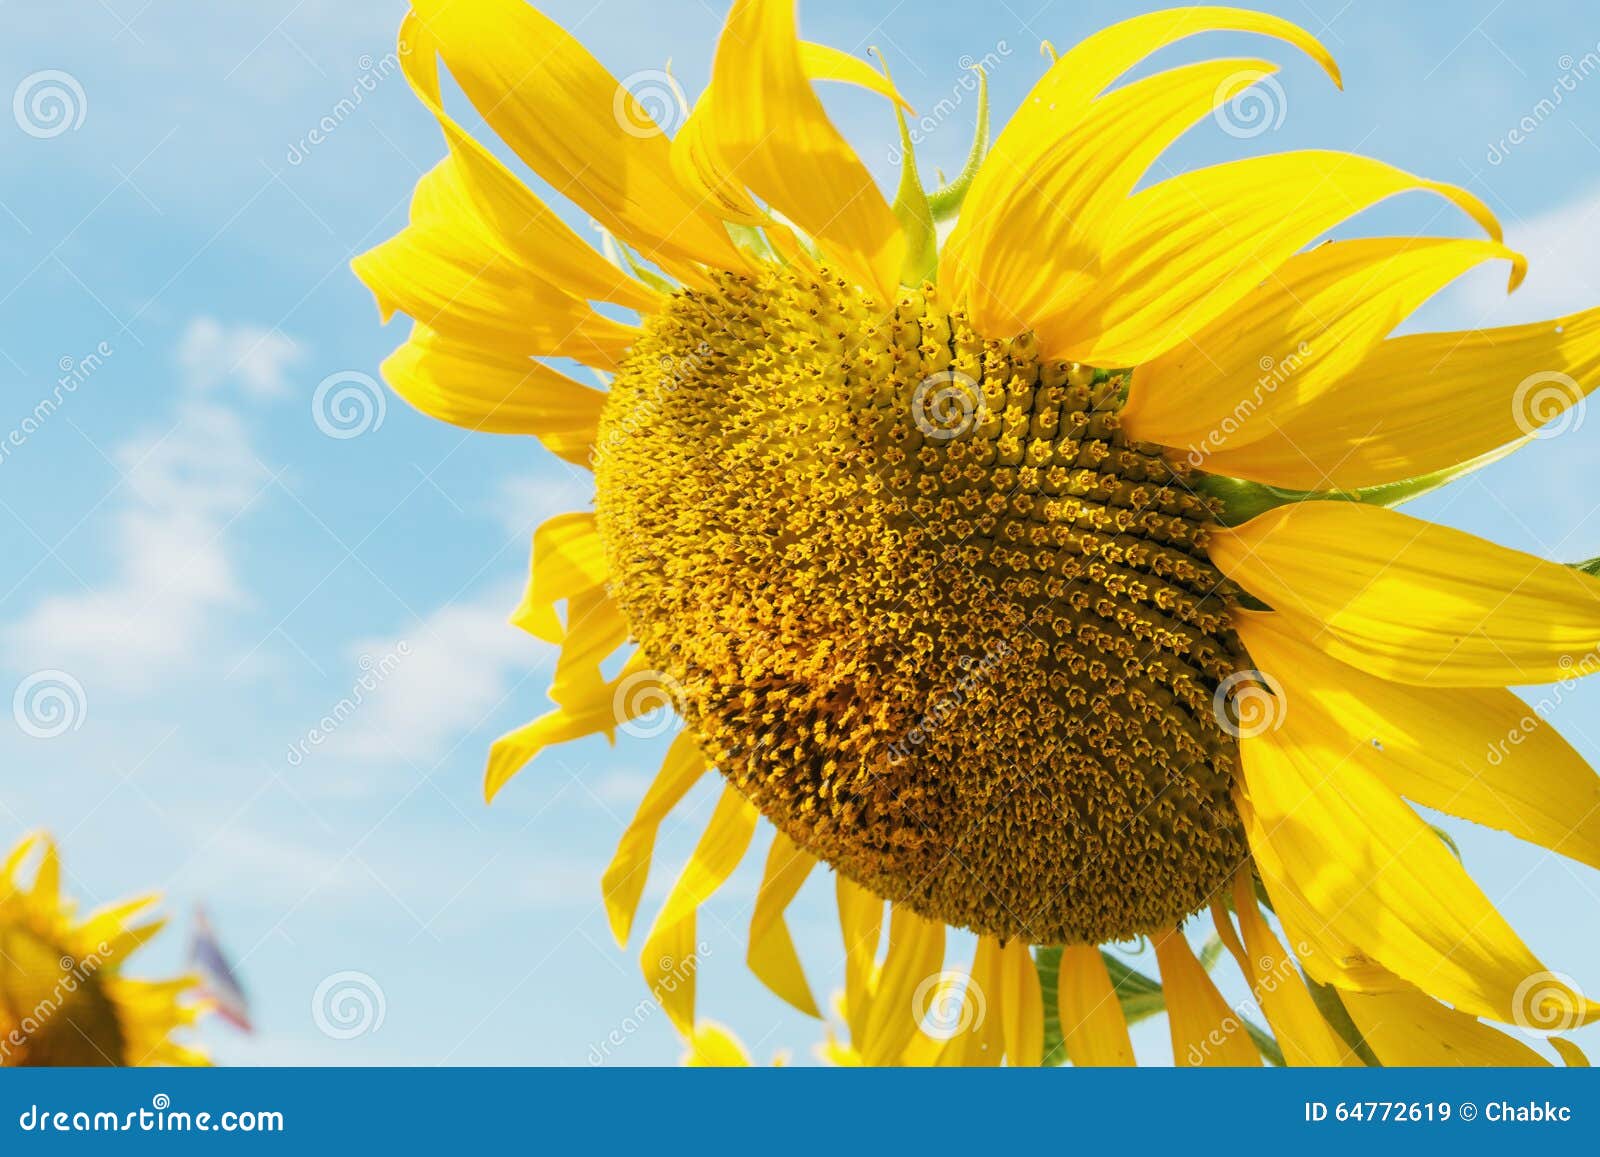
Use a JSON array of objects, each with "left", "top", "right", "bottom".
[
  {"left": 0, "top": 927, "right": 126, "bottom": 1065},
  {"left": 595, "top": 268, "right": 1248, "bottom": 945}
]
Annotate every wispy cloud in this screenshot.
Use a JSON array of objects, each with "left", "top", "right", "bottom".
[
  {"left": 5, "top": 318, "right": 300, "bottom": 691},
  {"left": 1452, "top": 186, "right": 1600, "bottom": 324},
  {"left": 177, "top": 316, "right": 304, "bottom": 400},
  {"left": 6, "top": 402, "right": 270, "bottom": 690},
  {"left": 490, "top": 470, "right": 593, "bottom": 539},
  {"left": 319, "top": 581, "right": 555, "bottom": 767}
]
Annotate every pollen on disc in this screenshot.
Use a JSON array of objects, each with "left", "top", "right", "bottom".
[{"left": 594, "top": 267, "right": 1249, "bottom": 946}]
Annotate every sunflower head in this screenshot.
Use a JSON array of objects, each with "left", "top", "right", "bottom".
[
  {"left": 596, "top": 266, "right": 1247, "bottom": 944},
  {"left": 0, "top": 833, "right": 204, "bottom": 1067},
  {"left": 356, "top": 0, "right": 1600, "bottom": 1067}
]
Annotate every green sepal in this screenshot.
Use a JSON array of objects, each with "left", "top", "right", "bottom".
[
  {"left": 724, "top": 221, "right": 778, "bottom": 264},
  {"left": 875, "top": 50, "right": 937, "bottom": 286},
  {"left": 1197, "top": 441, "right": 1520, "bottom": 528},
  {"left": 926, "top": 67, "right": 989, "bottom": 224},
  {"left": 596, "top": 227, "right": 676, "bottom": 294}
]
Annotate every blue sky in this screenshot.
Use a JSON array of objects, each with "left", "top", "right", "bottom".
[{"left": 3, "top": 0, "right": 1600, "bottom": 1066}]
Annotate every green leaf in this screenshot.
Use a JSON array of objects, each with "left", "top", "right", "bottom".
[
  {"left": 1306, "top": 976, "right": 1381, "bottom": 1067},
  {"left": 925, "top": 67, "right": 989, "bottom": 224}
]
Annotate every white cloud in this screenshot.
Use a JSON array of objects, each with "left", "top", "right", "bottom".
[
  {"left": 323, "top": 582, "right": 555, "bottom": 766},
  {"left": 6, "top": 402, "right": 270, "bottom": 690},
  {"left": 490, "top": 471, "right": 593, "bottom": 539},
  {"left": 177, "top": 316, "right": 304, "bottom": 399},
  {"left": 1449, "top": 186, "right": 1600, "bottom": 324}
]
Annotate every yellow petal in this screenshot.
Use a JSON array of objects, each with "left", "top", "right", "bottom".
[
  {"left": 701, "top": 0, "right": 903, "bottom": 300},
  {"left": 942, "top": 938, "right": 1006, "bottom": 1067},
  {"left": 483, "top": 652, "right": 655, "bottom": 801},
  {"left": 800, "top": 43, "right": 911, "bottom": 109},
  {"left": 1035, "top": 151, "right": 1501, "bottom": 365},
  {"left": 1341, "top": 989, "right": 1548, "bottom": 1066},
  {"left": 836, "top": 875, "right": 884, "bottom": 1044},
  {"left": 1194, "top": 304, "right": 1600, "bottom": 490},
  {"left": 994, "top": 938, "right": 1044, "bottom": 1067},
  {"left": 950, "top": 4, "right": 1338, "bottom": 302},
  {"left": 379, "top": 326, "right": 605, "bottom": 465},
  {"left": 352, "top": 214, "right": 639, "bottom": 370},
  {"left": 668, "top": 39, "right": 909, "bottom": 230},
  {"left": 640, "top": 784, "right": 759, "bottom": 1036},
  {"left": 746, "top": 832, "right": 820, "bottom": 1017},
  {"left": 1056, "top": 943, "right": 1136, "bottom": 1066},
  {"left": 861, "top": 905, "right": 945, "bottom": 1064},
  {"left": 973, "top": 7, "right": 1338, "bottom": 190},
  {"left": 900, "top": 963, "right": 997, "bottom": 1067},
  {"left": 1126, "top": 237, "right": 1519, "bottom": 454},
  {"left": 682, "top": 1020, "right": 753, "bottom": 1066},
  {"left": 395, "top": 12, "right": 659, "bottom": 312},
  {"left": 949, "top": 58, "right": 1282, "bottom": 335},
  {"left": 1226, "top": 875, "right": 1352, "bottom": 1066},
  {"left": 511, "top": 512, "right": 610, "bottom": 645},
  {"left": 1211, "top": 501, "right": 1600, "bottom": 686},
  {"left": 1153, "top": 927, "right": 1261, "bottom": 1066},
  {"left": 29, "top": 839, "right": 60, "bottom": 901},
  {"left": 410, "top": 0, "right": 739, "bottom": 272},
  {"left": 1552, "top": 1037, "right": 1591, "bottom": 1067},
  {"left": 600, "top": 731, "right": 709, "bottom": 946},
  {"left": 1233, "top": 645, "right": 1593, "bottom": 1026},
  {"left": 548, "top": 589, "right": 629, "bottom": 712},
  {"left": 1237, "top": 791, "right": 1401, "bottom": 994},
  {"left": 1236, "top": 610, "right": 1600, "bottom": 870}
]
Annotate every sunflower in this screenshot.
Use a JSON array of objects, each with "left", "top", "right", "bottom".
[
  {"left": 355, "top": 1, "right": 1600, "bottom": 1066},
  {"left": 0, "top": 832, "right": 204, "bottom": 1066}
]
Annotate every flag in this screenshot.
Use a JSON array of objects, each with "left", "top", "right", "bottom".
[{"left": 189, "top": 905, "right": 253, "bottom": 1032}]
